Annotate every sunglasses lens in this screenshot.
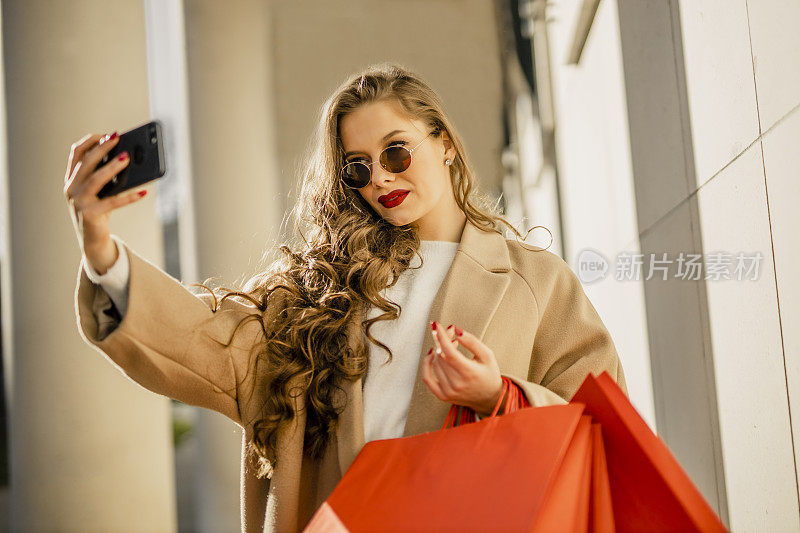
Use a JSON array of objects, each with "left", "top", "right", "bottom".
[
  {"left": 381, "top": 146, "right": 412, "bottom": 173},
  {"left": 342, "top": 162, "right": 371, "bottom": 189}
]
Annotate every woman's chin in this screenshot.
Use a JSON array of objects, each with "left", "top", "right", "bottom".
[
  {"left": 380, "top": 210, "right": 414, "bottom": 227},
  {"left": 383, "top": 217, "right": 406, "bottom": 227}
]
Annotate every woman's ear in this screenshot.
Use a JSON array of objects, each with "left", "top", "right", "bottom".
[{"left": 440, "top": 130, "right": 456, "bottom": 162}]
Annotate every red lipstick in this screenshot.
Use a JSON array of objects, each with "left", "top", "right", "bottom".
[{"left": 378, "top": 189, "right": 409, "bottom": 208}]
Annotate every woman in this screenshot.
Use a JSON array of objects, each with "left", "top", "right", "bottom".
[{"left": 65, "top": 63, "right": 627, "bottom": 533}]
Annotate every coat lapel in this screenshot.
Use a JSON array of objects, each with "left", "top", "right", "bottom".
[{"left": 334, "top": 220, "right": 512, "bottom": 475}]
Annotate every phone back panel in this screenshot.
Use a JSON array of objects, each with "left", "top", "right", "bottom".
[{"left": 97, "top": 120, "right": 166, "bottom": 198}]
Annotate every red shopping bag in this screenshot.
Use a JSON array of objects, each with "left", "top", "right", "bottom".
[
  {"left": 304, "top": 373, "right": 728, "bottom": 533},
  {"left": 571, "top": 372, "right": 727, "bottom": 532},
  {"left": 305, "top": 377, "right": 596, "bottom": 532},
  {"left": 304, "top": 417, "right": 608, "bottom": 533},
  {"left": 590, "top": 422, "right": 615, "bottom": 532}
]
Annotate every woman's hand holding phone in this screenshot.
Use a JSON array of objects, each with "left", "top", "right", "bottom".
[{"left": 63, "top": 132, "right": 147, "bottom": 275}]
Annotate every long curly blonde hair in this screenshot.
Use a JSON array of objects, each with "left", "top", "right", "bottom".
[{"left": 195, "top": 62, "right": 544, "bottom": 479}]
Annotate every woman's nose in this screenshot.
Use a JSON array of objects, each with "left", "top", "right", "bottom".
[{"left": 371, "top": 163, "right": 394, "bottom": 188}]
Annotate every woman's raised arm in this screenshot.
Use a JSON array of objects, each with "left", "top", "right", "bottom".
[
  {"left": 66, "top": 132, "right": 275, "bottom": 428},
  {"left": 74, "top": 236, "right": 272, "bottom": 428}
]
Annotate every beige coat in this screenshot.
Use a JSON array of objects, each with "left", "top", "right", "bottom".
[{"left": 74, "top": 219, "right": 628, "bottom": 532}]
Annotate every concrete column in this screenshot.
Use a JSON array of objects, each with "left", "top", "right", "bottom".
[
  {"left": 1, "top": 1, "right": 175, "bottom": 531},
  {"left": 614, "top": 1, "right": 729, "bottom": 519},
  {"left": 616, "top": 0, "right": 798, "bottom": 528},
  {"left": 182, "top": 0, "right": 283, "bottom": 530},
  {"left": 544, "top": 0, "right": 656, "bottom": 433},
  {"left": 672, "top": 0, "right": 799, "bottom": 529}
]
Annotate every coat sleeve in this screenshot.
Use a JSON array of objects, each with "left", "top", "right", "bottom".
[
  {"left": 74, "top": 237, "right": 277, "bottom": 428},
  {"left": 82, "top": 234, "right": 131, "bottom": 317},
  {"left": 503, "top": 250, "right": 628, "bottom": 407}
]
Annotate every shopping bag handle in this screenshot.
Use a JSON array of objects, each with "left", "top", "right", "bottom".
[{"left": 441, "top": 376, "right": 531, "bottom": 430}]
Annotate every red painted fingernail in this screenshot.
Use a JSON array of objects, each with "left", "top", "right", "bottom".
[
  {"left": 431, "top": 321, "right": 437, "bottom": 331},
  {"left": 118, "top": 151, "right": 129, "bottom": 161},
  {"left": 109, "top": 131, "right": 118, "bottom": 140},
  {"left": 138, "top": 190, "right": 147, "bottom": 197},
  {"left": 455, "top": 325, "right": 464, "bottom": 337},
  {"left": 427, "top": 348, "right": 432, "bottom": 355}
]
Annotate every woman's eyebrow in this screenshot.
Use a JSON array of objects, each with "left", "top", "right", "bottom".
[{"left": 344, "top": 129, "right": 406, "bottom": 157}]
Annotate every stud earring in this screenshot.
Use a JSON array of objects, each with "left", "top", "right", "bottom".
[{"left": 445, "top": 159, "right": 452, "bottom": 166}]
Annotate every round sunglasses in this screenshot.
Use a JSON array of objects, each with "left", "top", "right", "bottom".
[{"left": 340, "top": 130, "right": 435, "bottom": 189}]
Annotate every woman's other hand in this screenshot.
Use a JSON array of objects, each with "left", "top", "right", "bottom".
[
  {"left": 63, "top": 131, "right": 146, "bottom": 274},
  {"left": 421, "top": 321, "right": 504, "bottom": 417}
]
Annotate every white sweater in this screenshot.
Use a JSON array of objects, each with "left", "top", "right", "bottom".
[
  {"left": 82, "top": 236, "right": 472, "bottom": 442},
  {"left": 361, "top": 240, "right": 459, "bottom": 442}
]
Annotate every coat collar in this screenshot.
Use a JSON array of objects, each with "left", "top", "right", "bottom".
[{"left": 334, "top": 219, "right": 512, "bottom": 475}]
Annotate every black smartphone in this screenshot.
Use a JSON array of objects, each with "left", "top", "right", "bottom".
[{"left": 97, "top": 120, "right": 167, "bottom": 198}]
